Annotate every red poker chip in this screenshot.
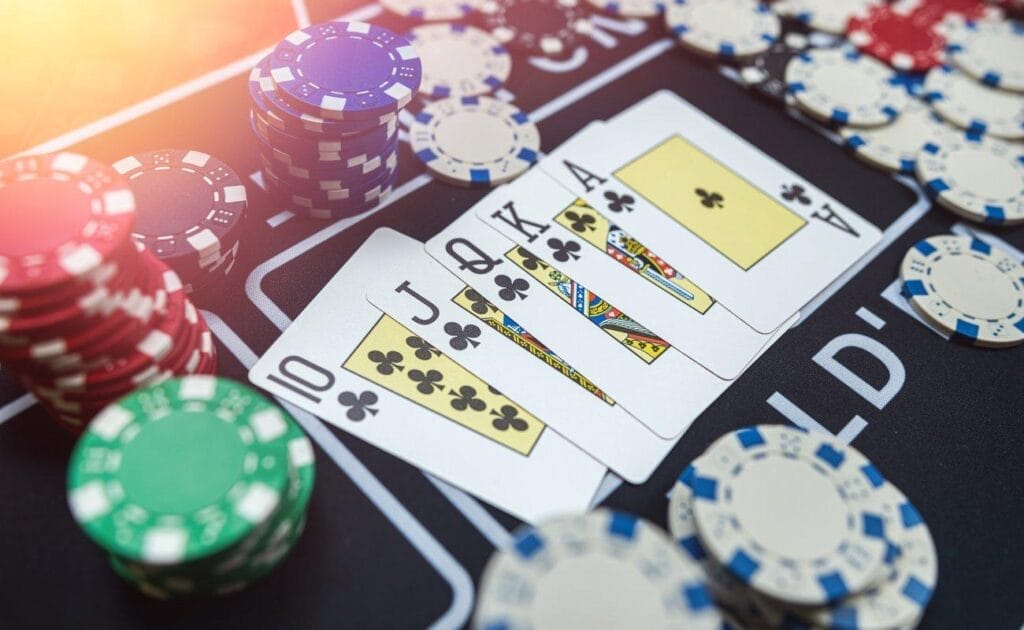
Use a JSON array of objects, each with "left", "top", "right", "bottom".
[
  {"left": 0, "top": 152, "right": 136, "bottom": 294},
  {"left": 848, "top": 6, "right": 948, "bottom": 71},
  {"left": 0, "top": 248, "right": 156, "bottom": 365},
  {"left": 37, "top": 260, "right": 187, "bottom": 393},
  {"left": 0, "top": 247, "right": 143, "bottom": 340},
  {"left": 30, "top": 300, "right": 212, "bottom": 420},
  {"left": 893, "top": 0, "right": 1002, "bottom": 26},
  {"left": 0, "top": 239, "right": 137, "bottom": 316}
]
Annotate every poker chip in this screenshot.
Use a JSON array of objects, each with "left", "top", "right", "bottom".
[
  {"left": 772, "top": 0, "right": 880, "bottom": 35},
  {"left": 915, "top": 132, "right": 1024, "bottom": 225},
  {"left": 893, "top": 0, "right": 1003, "bottom": 27},
  {"left": 251, "top": 22, "right": 416, "bottom": 220},
  {"left": 0, "top": 152, "right": 218, "bottom": 432},
  {"left": 668, "top": 465, "right": 776, "bottom": 625},
  {"left": 408, "top": 24, "right": 511, "bottom": 99},
  {"left": 924, "top": 64, "right": 1024, "bottom": 140},
  {"left": 0, "top": 152, "right": 136, "bottom": 294},
  {"left": 262, "top": 156, "right": 397, "bottom": 209},
  {"left": 67, "top": 376, "right": 315, "bottom": 596},
  {"left": 409, "top": 95, "right": 541, "bottom": 187},
  {"left": 946, "top": 19, "right": 1024, "bottom": 92},
  {"left": 690, "top": 425, "right": 892, "bottom": 606},
  {"left": 846, "top": 5, "right": 947, "bottom": 71},
  {"left": 841, "top": 99, "right": 957, "bottom": 173},
  {"left": 478, "top": 0, "right": 593, "bottom": 58},
  {"left": 796, "top": 484, "right": 939, "bottom": 630},
  {"left": 586, "top": 0, "right": 665, "bottom": 17},
  {"left": 381, "top": 0, "right": 477, "bottom": 20},
  {"left": 251, "top": 108, "right": 399, "bottom": 162},
  {"left": 249, "top": 59, "right": 398, "bottom": 137},
  {"left": 901, "top": 235, "right": 1024, "bottom": 347},
  {"left": 254, "top": 125, "right": 398, "bottom": 174},
  {"left": 270, "top": 21, "right": 422, "bottom": 122},
  {"left": 786, "top": 47, "right": 911, "bottom": 127},
  {"left": 112, "top": 149, "right": 246, "bottom": 291},
  {"left": 665, "top": 0, "right": 781, "bottom": 61},
  {"left": 474, "top": 509, "right": 722, "bottom": 629},
  {"left": 739, "top": 31, "right": 813, "bottom": 105}
]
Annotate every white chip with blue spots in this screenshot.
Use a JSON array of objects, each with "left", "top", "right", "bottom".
[
  {"left": 915, "top": 132, "right": 1024, "bottom": 225},
  {"left": 668, "top": 464, "right": 781, "bottom": 626},
  {"left": 474, "top": 509, "right": 722, "bottom": 629},
  {"left": 924, "top": 64, "right": 1024, "bottom": 140},
  {"left": 786, "top": 47, "right": 909, "bottom": 127},
  {"left": 409, "top": 95, "right": 540, "bottom": 188},
  {"left": 947, "top": 19, "right": 1024, "bottom": 93},
  {"left": 840, "top": 99, "right": 956, "bottom": 174},
  {"left": 901, "top": 235, "right": 1024, "bottom": 348},
  {"left": 664, "top": 0, "right": 780, "bottom": 60},
  {"left": 690, "top": 425, "right": 892, "bottom": 607},
  {"left": 408, "top": 24, "right": 511, "bottom": 99},
  {"left": 798, "top": 483, "right": 939, "bottom": 630}
]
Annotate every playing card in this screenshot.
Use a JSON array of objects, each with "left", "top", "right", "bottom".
[
  {"left": 248, "top": 231, "right": 607, "bottom": 524},
  {"left": 365, "top": 228, "right": 677, "bottom": 484},
  {"left": 425, "top": 208, "right": 734, "bottom": 440},
  {"left": 539, "top": 90, "right": 883, "bottom": 333},
  {"left": 473, "top": 166, "right": 774, "bottom": 379}
]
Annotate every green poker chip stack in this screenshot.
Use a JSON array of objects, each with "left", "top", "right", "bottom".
[{"left": 66, "top": 376, "right": 315, "bottom": 598}]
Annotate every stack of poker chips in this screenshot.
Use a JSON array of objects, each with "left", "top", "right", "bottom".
[
  {"left": 667, "top": 425, "right": 938, "bottom": 629},
  {"left": 113, "top": 149, "right": 247, "bottom": 294},
  {"left": 248, "top": 20, "right": 422, "bottom": 220},
  {"left": 0, "top": 152, "right": 217, "bottom": 433},
  {"left": 67, "top": 377, "right": 315, "bottom": 598}
]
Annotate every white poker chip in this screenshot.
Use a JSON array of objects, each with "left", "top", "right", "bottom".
[
  {"left": 409, "top": 95, "right": 541, "bottom": 187},
  {"left": 947, "top": 19, "right": 1024, "bottom": 93},
  {"left": 772, "top": 0, "right": 880, "bottom": 35},
  {"left": 380, "top": 0, "right": 478, "bottom": 20},
  {"left": 900, "top": 235, "right": 1024, "bottom": 348},
  {"left": 586, "top": 0, "right": 664, "bottom": 17},
  {"left": 668, "top": 466, "right": 780, "bottom": 627},
  {"left": 924, "top": 65, "right": 1024, "bottom": 140},
  {"left": 841, "top": 99, "right": 957, "bottom": 174},
  {"left": 474, "top": 509, "right": 722, "bottom": 629},
  {"left": 786, "top": 47, "right": 910, "bottom": 127},
  {"left": 690, "top": 425, "right": 892, "bottom": 606},
  {"left": 797, "top": 484, "right": 939, "bottom": 630},
  {"left": 409, "top": 24, "right": 511, "bottom": 99},
  {"left": 915, "top": 132, "right": 1024, "bottom": 225},
  {"left": 664, "top": 0, "right": 781, "bottom": 60}
]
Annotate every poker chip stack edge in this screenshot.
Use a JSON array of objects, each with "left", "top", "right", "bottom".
[
  {"left": 67, "top": 376, "right": 316, "bottom": 598},
  {"left": 248, "top": 20, "right": 423, "bottom": 220},
  {"left": 0, "top": 151, "right": 217, "bottom": 433},
  {"left": 667, "top": 424, "right": 939, "bottom": 629}
]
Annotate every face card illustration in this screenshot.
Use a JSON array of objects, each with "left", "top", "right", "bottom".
[
  {"left": 365, "top": 229, "right": 679, "bottom": 484},
  {"left": 425, "top": 209, "right": 734, "bottom": 440},
  {"left": 474, "top": 167, "right": 774, "bottom": 379},
  {"left": 539, "top": 91, "right": 883, "bottom": 333},
  {"left": 248, "top": 230, "right": 606, "bottom": 524}
]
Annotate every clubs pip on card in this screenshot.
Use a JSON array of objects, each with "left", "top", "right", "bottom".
[{"left": 539, "top": 90, "right": 883, "bottom": 333}]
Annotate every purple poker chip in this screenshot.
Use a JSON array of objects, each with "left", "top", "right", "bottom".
[
  {"left": 249, "top": 109, "right": 398, "bottom": 166},
  {"left": 270, "top": 20, "right": 422, "bottom": 121},
  {"left": 249, "top": 56, "right": 397, "bottom": 136}
]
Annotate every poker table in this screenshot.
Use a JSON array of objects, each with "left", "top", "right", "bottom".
[{"left": 1, "top": 2, "right": 1022, "bottom": 628}]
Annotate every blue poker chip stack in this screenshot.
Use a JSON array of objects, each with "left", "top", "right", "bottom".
[{"left": 248, "top": 20, "right": 422, "bottom": 220}]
